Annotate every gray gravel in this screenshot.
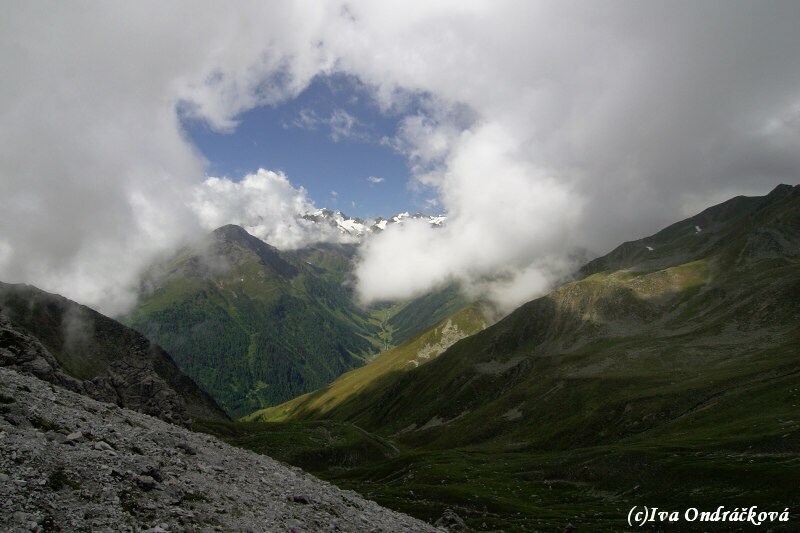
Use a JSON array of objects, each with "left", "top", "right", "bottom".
[{"left": 0, "top": 367, "right": 439, "bottom": 532}]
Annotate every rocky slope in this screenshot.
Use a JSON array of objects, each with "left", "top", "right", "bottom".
[
  {"left": 0, "top": 283, "right": 227, "bottom": 425},
  {"left": 0, "top": 367, "right": 438, "bottom": 532}
]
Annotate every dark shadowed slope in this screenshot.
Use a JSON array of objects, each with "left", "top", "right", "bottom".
[
  {"left": 295, "top": 184, "right": 800, "bottom": 447},
  {"left": 384, "top": 284, "right": 469, "bottom": 346},
  {"left": 0, "top": 282, "right": 227, "bottom": 424}
]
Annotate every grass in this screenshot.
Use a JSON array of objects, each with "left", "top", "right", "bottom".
[
  {"left": 194, "top": 419, "right": 399, "bottom": 471},
  {"left": 31, "top": 416, "right": 64, "bottom": 432},
  {"left": 199, "top": 414, "right": 799, "bottom": 531},
  {"left": 245, "top": 304, "right": 487, "bottom": 423},
  {"left": 48, "top": 468, "right": 80, "bottom": 491}
]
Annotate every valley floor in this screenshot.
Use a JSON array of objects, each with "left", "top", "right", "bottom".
[{"left": 198, "top": 419, "right": 800, "bottom": 532}]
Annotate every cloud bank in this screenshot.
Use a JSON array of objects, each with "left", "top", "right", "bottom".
[
  {"left": 2, "top": 2, "right": 800, "bottom": 315},
  {"left": 336, "top": 2, "right": 800, "bottom": 309},
  {"left": 192, "top": 170, "right": 344, "bottom": 249},
  {"left": 0, "top": 2, "right": 336, "bottom": 314}
]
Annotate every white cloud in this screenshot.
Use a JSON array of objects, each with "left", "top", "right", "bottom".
[
  {"left": 192, "top": 169, "right": 335, "bottom": 249},
  {"left": 289, "top": 108, "right": 323, "bottom": 131},
  {"left": 0, "top": 241, "right": 13, "bottom": 273},
  {"left": 423, "top": 198, "right": 439, "bottom": 210},
  {"left": 335, "top": 2, "right": 800, "bottom": 309},
  {"left": 0, "top": 2, "right": 339, "bottom": 314},
  {"left": 288, "top": 107, "right": 362, "bottom": 142},
  {"left": 329, "top": 109, "right": 359, "bottom": 141},
  {"left": 354, "top": 123, "right": 583, "bottom": 310},
  {"left": 367, "top": 176, "right": 385, "bottom": 184},
  {"left": 2, "top": 2, "right": 800, "bottom": 315}
]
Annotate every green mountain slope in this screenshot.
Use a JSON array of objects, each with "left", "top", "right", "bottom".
[
  {"left": 322, "top": 184, "right": 800, "bottom": 446},
  {"left": 0, "top": 281, "right": 228, "bottom": 424},
  {"left": 284, "top": 242, "right": 360, "bottom": 284},
  {"left": 384, "top": 284, "right": 469, "bottom": 346},
  {"left": 286, "top": 242, "right": 468, "bottom": 349},
  {"left": 246, "top": 303, "right": 488, "bottom": 423},
  {"left": 232, "top": 184, "right": 800, "bottom": 530},
  {"left": 126, "top": 225, "right": 382, "bottom": 417}
]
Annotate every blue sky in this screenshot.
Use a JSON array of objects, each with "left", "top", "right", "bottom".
[{"left": 184, "top": 75, "right": 430, "bottom": 218}]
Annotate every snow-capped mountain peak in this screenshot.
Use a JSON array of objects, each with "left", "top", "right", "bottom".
[{"left": 301, "top": 209, "right": 446, "bottom": 240}]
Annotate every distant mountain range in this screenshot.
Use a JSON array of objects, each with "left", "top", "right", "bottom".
[{"left": 301, "top": 209, "right": 446, "bottom": 240}]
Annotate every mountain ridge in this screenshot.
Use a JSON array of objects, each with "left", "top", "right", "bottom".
[
  {"left": 301, "top": 209, "right": 446, "bottom": 240},
  {"left": 580, "top": 183, "right": 799, "bottom": 276},
  {"left": 247, "top": 303, "right": 489, "bottom": 423},
  {"left": 318, "top": 184, "right": 800, "bottom": 446},
  {"left": 126, "top": 225, "right": 383, "bottom": 417},
  {"left": 127, "top": 219, "right": 473, "bottom": 418},
  {"left": 0, "top": 281, "right": 228, "bottom": 425}
]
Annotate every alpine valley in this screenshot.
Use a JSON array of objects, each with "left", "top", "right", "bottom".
[
  {"left": 237, "top": 184, "right": 800, "bottom": 530},
  {"left": 2, "top": 186, "right": 799, "bottom": 531},
  {"left": 123, "top": 209, "right": 462, "bottom": 417}
]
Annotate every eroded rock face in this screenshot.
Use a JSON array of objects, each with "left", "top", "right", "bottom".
[
  {"left": 0, "top": 368, "right": 438, "bottom": 532},
  {"left": 0, "top": 282, "right": 228, "bottom": 425},
  {"left": 434, "top": 508, "right": 469, "bottom": 531},
  {"left": 0, "top": 313, "right": 83, "bottom": 390},
  {"left": 82, "top": 358, "right": 191, "bottom": 426},
  {"left": 0, "top": 313, "right": 190, "bottom": 425}
]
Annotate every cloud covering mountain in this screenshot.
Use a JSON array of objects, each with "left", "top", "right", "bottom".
[
  {"left": 2, "top": 2, "right": 799, "bottom": 314},
  {"left": 192, "top": 170, "right": 322, "bottom": 250}
]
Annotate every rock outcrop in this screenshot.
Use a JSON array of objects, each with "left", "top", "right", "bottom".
[{"left": 0, "top": 282, "right": 227, "bottom": 425}]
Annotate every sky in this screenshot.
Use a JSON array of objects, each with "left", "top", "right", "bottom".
[
  {"left": 185, "top": 73, "right": 427, "bottom": 218},
  {"left": 1, "top": 1, "right": 799, "bottom": 315}
]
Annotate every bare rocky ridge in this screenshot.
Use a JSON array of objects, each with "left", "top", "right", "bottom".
[
  {"left": 0, "top": 313, "right": 195, "bottom": 426},
  {"left": 0, "top": 282, "right": 228, "bottom": 425},
  {"left": 0, "top": 367, "right": 439, "bottom": 532}
]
